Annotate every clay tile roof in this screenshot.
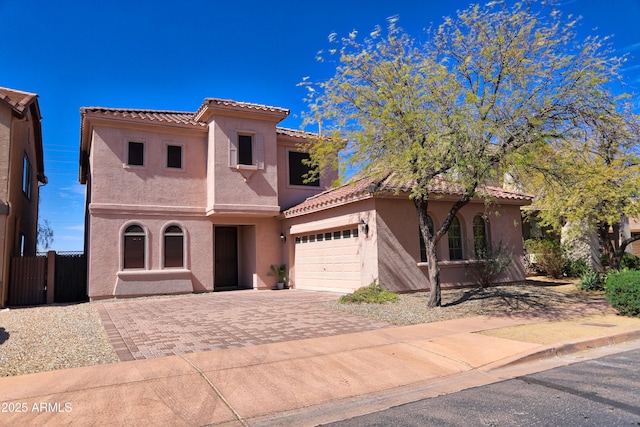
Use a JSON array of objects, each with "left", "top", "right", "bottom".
[
  {"left": 194, "top": 98, "right": 290, "bottom": 122},
  {"left": 80, "top": 107, "right": 206, "bottom": 127},
  {"left": 276, "top": 127, "right": 320, "bottom": 139},
  {"left": 202, "top": 98, "right": 289, "bottom": 114},
  {"left": 284, "top": 176, "right": 380, "bottom": 216},
  {"left": 0, "top": 86, "right": 38, "bottom": 114},
  {"left": 284, "top": 174, "right": 533, "bottom": 217}
]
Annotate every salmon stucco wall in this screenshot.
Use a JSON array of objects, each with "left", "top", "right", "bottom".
[
  {"left": 276, "top": 137, "right": 338, "bottom": 211},
  {"left": 376, "top": 197, "right": 527, "bottom": 291},
  {"left": 87, "top": 213, "right": 214, "bottom": 299},
  {"left": 283, "top": 199, "right": 378, "bottom": 293},
  {"left": 206, "top": 116, "right": 279, "bottom": 215},
  {"left": 88, "top": 125, "right": 207, "bottom": 207}
]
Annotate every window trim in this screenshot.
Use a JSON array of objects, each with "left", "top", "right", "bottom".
[
  {"left": 126, "top": 140, "right": 146, "bottom": 167},
  {"left": 161, "top": 223, "right": 187, "bottom": 269},
  {"left": 448, "top": 216, "right": 464, "bottom": 261},
  {"left": 287, "top": 149, "right": 320, "bottom": 188},
  {"left": 120, "top": 222, "right": 148, "bottom": 270},
  {"left": 165, "top": 142, "right": 184, "bottom": 170},
  {"left": 228, "top": 130, "right": 264, "bottom": 170},
  {"left": 473, "top": 215, "right": 489, "bottom": 258}
]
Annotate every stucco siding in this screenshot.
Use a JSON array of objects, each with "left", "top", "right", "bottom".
[
  {"left": 376, "top": 197, "right": 527, "bottom": 291},
  {"left": 283, "top": 199, "right": 378, "bottom": 292},
  {"left": 207, "top": 117, "right": 279, "bottom": 215},
  {"left": 86, "top": 211, "right": 214, "bottom": 299},
  {"left": 375, "top": 198, "right": 431, "bottom": 292},
  {"left": 276, "top": 140, "right": 338, "bottom": 211},
  {"left": 89, "top": 126, "right": 207, "bottom": 207}
]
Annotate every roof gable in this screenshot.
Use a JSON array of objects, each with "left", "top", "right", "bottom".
[{"left": 0, "top": 86, "right": 38, "bottom": 115}]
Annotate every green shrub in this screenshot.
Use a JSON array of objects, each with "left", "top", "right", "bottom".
[
  {"left": 563, "top": 257, "right": 590, "bottom": 278},
  {"left": 577, "top": 270, "right": 604, "bottom": 291},
  {"left": 466, "top": 243, "right": 514, "bottom": 288},
  {"left": 620, "top": 252, "right": 640, "bottom": 270},
  {"left": 340, "top": 281, "right": 399, "bottom": 304},
  {"left": 605, "top": 270, "right": 640, "bottom": 317},
  {"left": 525, "top": 239, "right": 564, "bottom": 278}
]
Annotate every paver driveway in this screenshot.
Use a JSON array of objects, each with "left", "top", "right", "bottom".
[{"left": 95, "top": 290, "right": 393, "bottom": 361}]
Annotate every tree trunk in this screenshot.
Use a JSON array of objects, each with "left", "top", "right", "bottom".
[
  {"left": 611, "top": 235, "right": 640, "bottom": 270},
  {"left": 414, "top": 197, "right": 441, "bottom": 307},
  {"left": 426, "top": 239, "right": 441, "bottom": 307}
]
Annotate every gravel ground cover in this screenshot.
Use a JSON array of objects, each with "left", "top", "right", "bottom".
[
  {"left": 323, "top": 280, "right": 606, "bottom": 326},
  {"left": 0, "top": 278, "right": 604, "bottom": 377},
  {"left": 0, "top": 303, "right": 118, "bottom": 377}
]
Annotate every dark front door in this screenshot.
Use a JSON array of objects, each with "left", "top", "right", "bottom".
[{"left": 214, "top": 226, "right": 238, "bottom": 290}]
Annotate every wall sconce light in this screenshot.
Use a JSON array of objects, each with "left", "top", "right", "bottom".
[
  {"left": 360, "top": 219, "right": 369, "bottom": 236},
  {"left": 280, "top": 232, "right": 286, "bottom": 243}
]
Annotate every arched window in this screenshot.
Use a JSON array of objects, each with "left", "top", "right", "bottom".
[
  {"left": 473, "top": 215, "right": 489, "bottom": 257},
  {"left": 124, "top": 225, "right": 145, "bottom": 269},
  {"left": 448, "top": 216, "right": 463, "bottom": 260},
  {"left": 164, "top": 225, "right": 184, "bottom": 268},
  {"left": 419, "top": 215, "right": 435, "bottom": 263}
]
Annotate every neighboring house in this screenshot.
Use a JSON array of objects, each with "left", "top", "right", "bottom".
[
  {"left": 79, "top": 97, "right": 532, "bottom": 300},
  {"left": 0, "top": 87, "right": 47, "bottom": 308},
  {"left": 629, "top": 217, "right": 640, "bottom": 258}
]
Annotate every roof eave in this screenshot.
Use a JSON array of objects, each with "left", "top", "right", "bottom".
[{"left": 195, "top": 98, "right": 289, "bottom": 124}]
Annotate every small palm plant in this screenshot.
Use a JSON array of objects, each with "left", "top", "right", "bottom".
[{"left": 268, "top": 264, "right": 288, "bottom": 289}]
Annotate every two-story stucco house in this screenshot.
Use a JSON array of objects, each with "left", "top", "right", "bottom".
[
  {"left": 0, "top": 87, "right": 47, "bottom": 307},
  {"left": 79, "top": 97, "right": 532, "bottom": 300}
]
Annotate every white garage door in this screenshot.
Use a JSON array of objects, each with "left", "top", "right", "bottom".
[{"left": 294, "top": 228, "right": 362, "bottom": 293}]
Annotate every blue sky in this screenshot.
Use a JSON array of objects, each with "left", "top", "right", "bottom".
[{"left": 1, "top": 0, "right": 639, "bottom": 251}]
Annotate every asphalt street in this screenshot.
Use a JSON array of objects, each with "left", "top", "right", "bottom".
[{"left": 322, "top": 348, "right": 640, "bottom": 426}]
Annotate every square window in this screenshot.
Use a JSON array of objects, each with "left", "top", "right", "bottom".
[
  {"left": 301, "top": 236, "right": 308, "bottom": 243},
  {"left": 343, "top": 229, "right": 351, "bottom": 239},
  {"left": 353, "top": 228, "right": 359, "bottom": 238},
  {"left": 295, "top": 237, "right": 301, "bottom": 244},
  {"left": 238, "top": 134, "right": 253, "bottom": 165},
  {"left": 333, "top": 231, "right": 341, "bottom": 240},
  {"left": 128, "top": 141, "right": 144, "bottom": 166},
  {"left": 325, "top": 232, "right": 332, "bottom": 241},
  {"left": 309, "top": 235, "right": 316, "bottom": 242},
  {"left": 317, "top": 233, "right": 324, "bottom": 242},
  {"left": 288, "top": 151, "right": 320, "bottom": 187},
  {"left": 167, "top": 145, "right": 182, "bottom": 169}
]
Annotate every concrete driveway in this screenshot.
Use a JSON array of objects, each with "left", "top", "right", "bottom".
[{"left": 95, "top": 290, "right": 392, "bottom": 361}]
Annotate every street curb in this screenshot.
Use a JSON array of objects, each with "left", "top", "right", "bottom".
[{"left": 489, "top": 329, "right": 640, "bottom": 370}]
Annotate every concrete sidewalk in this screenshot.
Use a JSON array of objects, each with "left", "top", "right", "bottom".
[{"left": 1, "top": 300, "right": 639, "bottom": 426}]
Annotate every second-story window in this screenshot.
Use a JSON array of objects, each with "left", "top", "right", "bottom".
[
  {"left": 238, "top": 134, "right": 253, "bottom": 166},
  {"left": 128, "top": 141, "right": 145, "bottom": 166},
  {"left": 22, "top": 155, "right": 32, "bottom": 200},
  {"left": 167, "top": 145, "right": 182, "bottom": 169},
  {"left": 289, "top": 151, "right": 319, "bottom": 187}
]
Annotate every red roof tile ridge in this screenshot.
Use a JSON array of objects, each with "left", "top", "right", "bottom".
[
  {"left": 276, "top": 127, "right": 320, "bottom": 138},
  {"left": 81, "top": 106, "right": 195, "bottom": 115},
  {"left": 285, "top": 174, "right": 533, "bottom": 217},
  {"left": 0, "top": 86, "right": 38, "bottom": 113},
  {"left": 203, "top": 98, "right": 289, "bottom": 114}
]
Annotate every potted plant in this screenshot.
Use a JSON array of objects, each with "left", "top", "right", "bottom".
[{"left": 268, "top": 264, "right": 288, "bottom": 290}]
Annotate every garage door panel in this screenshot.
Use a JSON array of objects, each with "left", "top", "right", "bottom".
[{"left": 294, "top": 231, "right": 362, "bottom": 292}]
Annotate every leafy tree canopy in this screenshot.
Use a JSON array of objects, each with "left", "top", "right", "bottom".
[{"left": 301, "top": 0, "right": 631, "bottom": 306}]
